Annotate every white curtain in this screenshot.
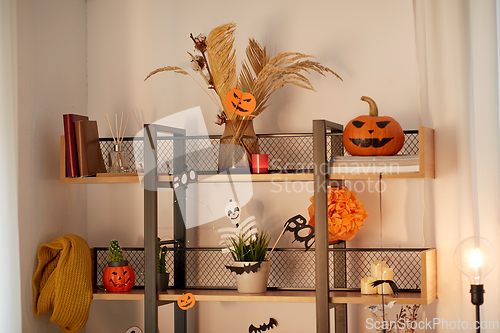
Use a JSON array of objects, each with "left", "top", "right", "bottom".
[
  {"left": 414, "top": 0, "right": 500, "bottom": 329},
  {"left": 0, "top": 0, "right": 21, "bottom": 331}
]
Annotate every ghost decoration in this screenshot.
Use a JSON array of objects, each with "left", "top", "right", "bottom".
[{"left": 217, "top": 199, "right": 258, "bottom": 253}]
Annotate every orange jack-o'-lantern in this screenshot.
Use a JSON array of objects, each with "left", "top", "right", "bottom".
[
  {"left": 177, "top": 293, "right": 196, "bottom": 310},
  {"left": 343, "top": 96, "right": 404, "bottom": 156},
  {"left": 102, "top": 261, "right": 135, "bottom": 292},
  {"left": 225, "top": 89, "right": 256, "bottom": 116}
]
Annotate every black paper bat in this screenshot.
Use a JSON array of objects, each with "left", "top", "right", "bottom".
[
  {"left": 370, "top": 280, "right": 399, "bottom": 296},
  {"left": 225, "top": 262, "right": 261, "bottom": 275},
  {"left": 249, "top": 318, "right": 278, "bottom": 333},
  {"left": 284, "top": 214, "right": 315, "bottom": 251}
]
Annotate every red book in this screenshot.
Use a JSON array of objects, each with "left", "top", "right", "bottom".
[{"left": 63, "top": 114, "right": 89, "bottom": 177}]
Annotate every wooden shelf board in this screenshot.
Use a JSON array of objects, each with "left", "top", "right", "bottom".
[
  {"left": 93, "top": 288, "right": 436, "bottom": 305},
  {"left": 328, "top": 127, "right": 434, "bottom": 180},
  {"left": 60, "top": 173, "right": 139, "bottom": 183},
  {"left": 158, "top": 173, "right": 314, "bottom": 183},
  {"left": 93, "top": 288, "right": 146, "bottom": 300},
  {"left": 60, "top": 173, "right": 313, "bottom": 184},
  {"left": 60, "top": 127, "right": 434, "bottom": 183}
]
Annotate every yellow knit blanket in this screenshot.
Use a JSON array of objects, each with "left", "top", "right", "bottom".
[{"left": 32, "top": 234, "right": 93, "bottom": 333}]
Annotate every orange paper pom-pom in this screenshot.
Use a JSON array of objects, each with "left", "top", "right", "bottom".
[{"left": 308, "top": 187, "right": 369, "bottom": 243}]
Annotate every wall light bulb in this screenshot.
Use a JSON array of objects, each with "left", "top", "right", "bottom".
[
  {"left": 469, "top": 248, "right": 482, "bottom": 269},
  {"left": 455, "top": 237, "right": 496, "bottom": 285}
]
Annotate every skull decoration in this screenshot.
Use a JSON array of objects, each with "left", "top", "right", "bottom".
[{"left": 225, "top": 199, "right": 241, "bottom": 226}]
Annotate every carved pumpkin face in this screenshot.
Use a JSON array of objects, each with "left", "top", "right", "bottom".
[
  {"left": 103, "top": 264, "right": 135, "bottom": 292},
  {"left": 225, "top": 89, "right": 256, "bottom": 116},
  {"left": 343, "top": 97, "right": 404, "bottom": 156},
  {"left": 177, "top": 293, "right": 196, "bottom": 310}
]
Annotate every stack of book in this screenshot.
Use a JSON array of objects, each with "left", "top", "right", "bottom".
[{"left": 63, "top": 114, "right": 106, "bottom": 177}]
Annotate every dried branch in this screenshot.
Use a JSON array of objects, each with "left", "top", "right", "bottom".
[{"left": 144, "top": 66, "right": 188, "bottom": 81}]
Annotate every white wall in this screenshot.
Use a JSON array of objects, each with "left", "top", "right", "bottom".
[
  {"left": 86, "top": 1, "right": 422, "bottom": 332},
  {"left": 16, "top": 0, "right": 88, "bottom": 332},
  {"left": 0, "top": 0, "right": 21, "bottom": 331}
]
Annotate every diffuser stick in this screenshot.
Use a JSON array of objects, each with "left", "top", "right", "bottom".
[
  {"left": 115, "top": 114, "right": 118, "bottom": 144},
  {"left": 105, "top": 114, "right": 117, "bottom": 144},
  {"left": 118, "top": 111, "right": 124, "bottom": 142},
  {"left": 120, "top": 113, "right": 131, "bottom": 145}
]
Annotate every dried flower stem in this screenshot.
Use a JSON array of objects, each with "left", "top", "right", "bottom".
[
  {"left": 145, "top": 22, "right": 343, "bottom": 163},
  {"left": 190, "top": 33, "right": 215, "bottom": 91},
  {"left": 185, "top": 71, "right": 220, "bottom": 107}
]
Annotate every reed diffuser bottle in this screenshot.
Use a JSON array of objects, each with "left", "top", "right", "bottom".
[
  {"left": 109, "top": 144, "right": 129, "bottom": 173},
  {"left": 105, "top": 112, "right": 130, "bottom": 173}
]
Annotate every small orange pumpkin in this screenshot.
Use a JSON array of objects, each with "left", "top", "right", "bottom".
[
  {"left": 224, "top": 89, "right": 256, "bottom": 116},
  {"left": 343, "top": 96, "right": 404, "bottom": 156},
  {"left": 102, "top": 261, "right": 135, "bottom": 292},
  {"left": 177, "top": 293, "right": 196, "bottom": 310}
]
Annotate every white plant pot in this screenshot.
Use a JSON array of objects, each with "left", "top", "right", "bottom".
[{"left": 233, "top": 261, "right": 270, "bottom": 293}]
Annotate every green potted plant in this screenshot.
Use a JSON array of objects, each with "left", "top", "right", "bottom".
[
  {"left": 157, "top": 238, "right": 169, "bottom": 291},
  {"left": 225, "top": 230, "right": 271, "bottom": 293},
  {"left": 102, "top": 239, "right": 135, "bottom": 292}
]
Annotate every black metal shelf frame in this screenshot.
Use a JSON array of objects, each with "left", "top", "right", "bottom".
[
  {"left": 137, "top": 121, "right": 425, "bottom": 333},
  {"left": 142, "top": 124, "right": 187, "bottom": 333}
]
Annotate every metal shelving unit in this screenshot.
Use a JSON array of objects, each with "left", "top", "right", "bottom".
[{"left": 60, "top": 120, "right": 436, "bottom": 333}]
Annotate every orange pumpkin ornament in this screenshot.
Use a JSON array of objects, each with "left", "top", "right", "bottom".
[
  {"left": 102, "top": 261, "right": 135, "bottom": 292},
  {"left": 224, "top": 89, "right": 256, "bottom": 117},
  {"left": 177, "top": 293, "right": 196, "bottom": 310},
  {"left": 343, "top": 96, "right": 404, "bottom": 156}
]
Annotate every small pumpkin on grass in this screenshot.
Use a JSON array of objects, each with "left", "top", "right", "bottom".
[{"left": 343, "top": 96, "right": 404, "bottom": 156}]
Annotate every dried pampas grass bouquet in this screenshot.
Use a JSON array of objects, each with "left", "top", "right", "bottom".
[{"left": 145, "top": 22, "right": 342, "bottom": 125}]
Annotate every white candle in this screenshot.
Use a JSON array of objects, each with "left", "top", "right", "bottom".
[
  {"left": 377, "top": 267, "right": 394, "bottom": 294},
  {"left": 371, "top": 261, "right": 386, "bottom": 279},
  {"left": 360, "top": 277, "right": 377, "bottom": 295}
]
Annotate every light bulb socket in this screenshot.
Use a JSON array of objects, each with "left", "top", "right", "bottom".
[{"left": 470, "top": 284, "right": 484, "bottom": 306}]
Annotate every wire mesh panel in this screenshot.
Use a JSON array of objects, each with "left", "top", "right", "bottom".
[
  {"left": 98, "top": 130, "right": 419, "bottom": 175},
  {"left": 183, "top": 249, "right": 234, "bottom": 288},
  {"left": 330, "top": 249, "right": 423, "bottom": 291},
  {"left": 99, "top": 138, "right": 140, "bottom": 173},
  {"left": 268, "top": 249, "right": 316, "bottom": 289},
  {"left": 259, "top": 135, "right": 315, "bottom": 173},
  {"left": 93, "top": 247, "right": 425, "bottom": 291}
]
